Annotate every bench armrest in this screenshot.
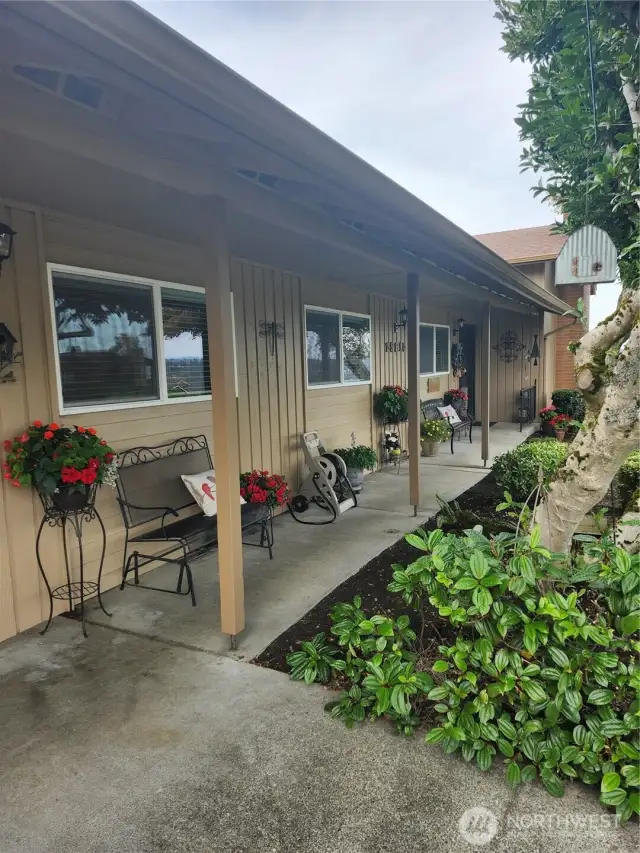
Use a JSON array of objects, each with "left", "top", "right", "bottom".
[{"left": 117, "top": 498, "right": 180, "bottom": 517}]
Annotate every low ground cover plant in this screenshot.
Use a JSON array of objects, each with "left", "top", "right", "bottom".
[{"left": 286, "top": 500, "right": 640, "bottom": 823}]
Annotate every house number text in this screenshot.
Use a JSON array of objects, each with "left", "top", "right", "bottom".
[{"left": 384, "top": 341, "right": 406, "bottom": 353}]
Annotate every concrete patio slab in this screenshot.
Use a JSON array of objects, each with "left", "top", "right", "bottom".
[
  {"left": 83, "top": 423, "right": 534, "bottom": 659},
  {"left": 0, "top": 620, "right": 634, "bottom": 853}
]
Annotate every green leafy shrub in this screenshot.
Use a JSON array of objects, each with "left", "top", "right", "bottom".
[
  {"left": 333, "top": 445, "right": 378, "bottom": 470},
  {"left": 616, "top": 451, "right": 640, "bottom": 508},
  {"left": 552, "top": 389, "right": 586, "bottom": 422},
  {"left": 493, "top": 439, "right": 568, "bottom": 501},
  {"left": 420, "top": 419, "right": 451, "bottom": 442},
  {"left": 287, "top": 516, "right": 640, "bottom": 822}
]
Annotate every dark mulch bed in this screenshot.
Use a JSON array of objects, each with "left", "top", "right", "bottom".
[{"left": 253, "top": 469, "right": 509, "bottom": 676}]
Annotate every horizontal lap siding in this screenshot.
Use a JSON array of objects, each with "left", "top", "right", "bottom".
[{"left": 0, "top": 202, "right": 307, "bottom": 638}]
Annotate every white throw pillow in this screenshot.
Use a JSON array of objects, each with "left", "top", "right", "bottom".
[
  {"left": 437, "top": 405, "right": 462, "bottom": 425},
  {"left": 181, "top": 469, "right": 245, "bottom": 517}
]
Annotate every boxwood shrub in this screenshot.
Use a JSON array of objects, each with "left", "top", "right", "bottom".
[
  {"left": 616, "top": 451, "right": 640, "bottom": 508},
  {"left": 493, "top": 439, "right": 569, "bottom": 501}
]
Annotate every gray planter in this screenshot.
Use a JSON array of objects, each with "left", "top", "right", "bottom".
[
  {"left": 346, "top": 467, "right": 364, "bottom": 492},
  {"left": 421, "top": 439, "right": 439, "bottom": 457}
]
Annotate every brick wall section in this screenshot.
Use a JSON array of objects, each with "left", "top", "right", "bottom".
[{"left": 554, "top": 284, "right": 588, "bottom": 389}]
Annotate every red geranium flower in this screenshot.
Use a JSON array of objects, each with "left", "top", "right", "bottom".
[
  {"left": 77, "top": 426, "right": 86, "bottom": 434},
  {"left": 48, "top": 423, "right": 60, "bottom": 431},
  {"left": 44, "top": 431, "right": 54, "bottom": 440},
  {"left": 20, "top": 433, "right": 29, "bottom": 443},
  {"left": 3, "top": 473, "right": 11, "bottom": 480},
  {"left": 12, "top": 480, "right": 20, "bottom": 487},
  {"left": 80, "top": 468, "right": 97, "bottom": 485},
  {"left": 105, "top": 453, "right": 114, "bottom": 463},
  {"left": 88, "top": 427, "right": 97, "bottom": 436},
  {"left": 32, "top": 420, "right": 43, "bottom": 428},
  {"left": 3, "top": 439, "right": 12, "bottom": 451}
]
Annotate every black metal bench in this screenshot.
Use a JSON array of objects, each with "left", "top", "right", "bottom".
[
  {"left": 115, "top": 435, "right": 272, "bottom": 606},
  {"left": 421, "top": 397, "right": 474, "bottom": 455},
  {"left": 517, "top": 385, "right": 537, "bottom": 432}
]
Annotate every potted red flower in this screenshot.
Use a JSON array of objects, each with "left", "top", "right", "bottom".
[
  {"left": 239, "top": 470, "right": 290, "bottom": 516},
  {"left": 539, "top": 405, "right": 557, "bottom": 436},
  {"left": 3, "top": 421, "right": 117, "bottom": 512},
  {"left": 374, "top": 385, "right": 409, "bottom": 423},
  {"left": 444, "top": 387, "right": 469, "bottom": 417},
  {"left": 549, "top": 413, "right": 572, "bottom": 442}
]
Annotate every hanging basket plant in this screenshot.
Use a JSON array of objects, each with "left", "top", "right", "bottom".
[{"left": 374, "top": 385, "right": 409, "bottom": 423}]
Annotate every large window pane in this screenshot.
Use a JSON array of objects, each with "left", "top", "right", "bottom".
[
  {"left": 419, "top": 325, "right": 434, "bottom": 375},
  {"left": 435, "top": 326, "right": 450, "bottom": 374},
  {"left": 342, "top": 314, "right": 371, "bottom": 383},
  {"left": 53, "top": 273, "right": 158, "bottom": 407},
  {"left": 162, "top": 288, "right": 211, "bottom": 397},
  {"left": 306, "top": 310, "right": 340, "bottom": 385}
]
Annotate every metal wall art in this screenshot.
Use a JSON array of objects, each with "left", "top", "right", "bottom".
[
  {"left": 0, "top": 323, "right": 22, "bottom": 383},
  {"left": 259, "top": 321, "right": 285, "bottom": 356},
  {"left": 493, "top": 330, "right": 525, "bottom": 363}
]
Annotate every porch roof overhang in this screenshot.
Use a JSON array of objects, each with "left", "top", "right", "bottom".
[{"left": 3, "top": 0, "right": 570, "bottom": 315}]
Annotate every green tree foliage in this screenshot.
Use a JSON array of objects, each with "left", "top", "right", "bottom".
[{"left": 494, "top": 0, "right": 639, "bottom": 286}]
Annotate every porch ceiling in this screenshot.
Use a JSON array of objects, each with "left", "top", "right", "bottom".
[{"left": 0, "top": 1, "right": 570, "bottom": 314}]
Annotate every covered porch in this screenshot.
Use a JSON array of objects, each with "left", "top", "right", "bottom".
[
  {"left": 0, "top": 1, "right": 569, "bottom": 648},
  {"left": 83, "top": 422, "right": 535, "bottom": 658}
]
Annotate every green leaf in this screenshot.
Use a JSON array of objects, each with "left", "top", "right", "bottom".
[
  {"left": 481, "top": 574, "right": 503, "bottom": 588},
  {"left": 506, "top": 760, "right": 521, "bottom": 786},
  {"left": 376, "top": 686, "right": 391, "bottom": 714},
  {"left": 497, "top": 717, "right": 517, "bottom": 740},
  {"left": 587, "top": 689, "right": 614, "bottom": 706},
  {"left": 405, "top": 533, "right": 429, "bottom": 551},
  {"left": 521, "top": 764, "right": 537, "bottom": 783},
  {"left": 494, "top": 649, "right": 509, "bottom": 672},
  {"left": 548, "top": 647, "right": 570, "bottom": 669},
  {"left": 454, "top": 576, "right": 478, "bottom": 590},
  {"left": 498, "top": 737, "right": 515, "bottom": 757},
  {"left": 432, "top": 660, "right": 449, "bottom": 673},
  {"left": 621, "top": 611, "right": 640, "bottom": 636},
  {"left": 522, "top": 680, "right": 547, "bottom": 703},
  {"left": 564, "top": 688, "right": 582, "bottom": 713},
  {"left": 472, "top": 586, "right": 493, "bottom": 615},
  {"left": 428, "top": 686, "right": 449, "bottom": 701},
  {"left": 476, "top": 745, "right": 494, "bottom": 772},
  {"left": 425, "top": 727, "right": 446, "bottom": 744},
  {"left": 621, "top": 765, "right": 640, "bottom": 786},
  {"left": 573, "top": 725, "right": 587, "bottom": 746},
  {"left": 600, "top": 719, "right": 629, "bottom": 738},
  {"left": 540, "top": 769, "right": 565, "bottom": 798},
  {"left": 601, "top": 772, "right": 621, "bottom": 793},
  {"left": 470, "top": 551, "right": 489, "bottom": 580},
  {"left": 600, "top": 789, "right": 627, "bottom": 807}
]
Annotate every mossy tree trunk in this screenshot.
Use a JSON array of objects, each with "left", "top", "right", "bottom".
[{"left": 535, "top": 290, "right": 640, "bottom": 553}]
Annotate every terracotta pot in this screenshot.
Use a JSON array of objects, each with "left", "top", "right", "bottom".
[
  {"left": 554, "top": 429, "right": 566, "bottom": 442},
  {"left": 421, "top": 439, "right": 439, "bottom": 457},
  {"left": 51, "top": 484, "right": 90, "bottom": 512}
]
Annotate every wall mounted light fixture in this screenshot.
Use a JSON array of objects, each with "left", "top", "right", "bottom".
[
  {"left": 0, "top": 223, "right": 15, "bottom": 276},
  {"left": 0, "top": 323, "right": 22, "bottom": 383},
  {"left": 394, "top": 307, "right": 408, "bottom": 332}
]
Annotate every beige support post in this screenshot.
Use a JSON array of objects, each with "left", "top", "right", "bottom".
[
  {"left": 201, "top": 200, "right": 245, "bottom": 647},
  {"left": 481, "top": 303, "right": 491, "bottom": 467},
  {"left": 407, "top": 272, "right": 421, "bottom": 515}
]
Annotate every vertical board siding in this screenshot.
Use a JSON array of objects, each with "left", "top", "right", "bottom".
[{"left": 0, "top": 201, "right": 308, "bottom": 639}]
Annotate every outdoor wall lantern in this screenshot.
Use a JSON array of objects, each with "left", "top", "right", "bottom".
[
  {"left": 453, "top": 317, "right": 466, "bottom": 341},
  {"left": 528, "top": 334, "right": 541, "bottom": 366},
  {"left": 0, "top": 323, "right": 22, "bottom": 383},
  {"left": 394, "top": 306, "right": 408, "bottom": 332},
  {"left": 0, "top": 223, "right": 16, "bottom": 276},
  {"left": 493, "top": 330, "right": 526, "bottom": 363}
]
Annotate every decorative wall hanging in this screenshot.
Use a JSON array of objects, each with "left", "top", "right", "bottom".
[
  {"left": 0, "top": 223, "right": 15, "bottom": 277},
  {"left": 493, "top": 331, "right": 525, "bottom": 363},
  {"left": 0, "top": 323, "right": 22, "bottom": 383},
  {"left": 259, "top": 321, "right": 285, "bottom": 356},
  {"left": 527, "top": 334, "right": 541, "bottom": 366},
  {"left": 451, "top": 341, "right": 465, "bottom": 377}
]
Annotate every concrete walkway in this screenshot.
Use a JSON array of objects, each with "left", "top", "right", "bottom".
[
  {"left": 0, "top": 619, "right": 634, "bottom": 853},
  {"left": 84, "top": 423, "right": 535, "bottom": 659}
]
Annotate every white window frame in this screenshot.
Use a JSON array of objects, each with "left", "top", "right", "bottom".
[
  {"left": 419, "top": 322, "right": 451, "bottom": 377},
  {"left": 47, "top": 263, "right": 226, "bottom": 415},
  {"left": 304, "top": 305, "right": 373, "bottom": 390}
]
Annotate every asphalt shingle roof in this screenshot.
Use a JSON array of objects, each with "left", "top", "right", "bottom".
[{"left": 474, "top": 225, "right": 568, "bottom": 263}]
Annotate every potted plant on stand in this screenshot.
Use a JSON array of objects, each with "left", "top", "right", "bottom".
[
  {"left": 333, "top": 445, "right": 378, "bottom": 492},
  {"left": 420, "top": 419, "right": 450, "bottom": 456},
  {"left": 239, "top": 469, "right": 290, "bottom": 522},
  {"left": 539, "top": 405, "right": 557, "bottom": 436},
  {"left": 3, "top": 421, "right": 117, "bottom": 511},
  {"left": 374, "top": 385, "right": 408, "bottom": 425}
]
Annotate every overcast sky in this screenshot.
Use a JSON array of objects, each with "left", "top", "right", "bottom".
[{"left": 141, "top": 0, "right": 619, "bottom": 324}]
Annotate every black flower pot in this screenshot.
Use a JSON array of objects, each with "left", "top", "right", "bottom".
[{"left": 51, "top": 484, "right": 91, "bottom": 512}]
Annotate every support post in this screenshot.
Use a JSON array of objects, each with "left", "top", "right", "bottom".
[
  {"left": 406, "top": 272, "right": 420, "bottom": 515},
  {"left": 201, "top": 199, "right": 245, "bottom": 641},
  {"left": 481, "top": 303, "right": 491, "bottom": 467}
]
